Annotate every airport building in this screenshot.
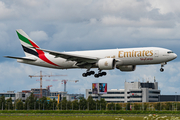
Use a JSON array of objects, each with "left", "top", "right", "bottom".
[
  {"left": 0, "top": 91, "right": 31, "bottom": 103},
  {"left": 86, "top": 80, "right": 160, "bottom": 103}
]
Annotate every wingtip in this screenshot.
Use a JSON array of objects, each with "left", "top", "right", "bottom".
[{"left": 4, "top": 56, "right": 9, "bottom": 58}]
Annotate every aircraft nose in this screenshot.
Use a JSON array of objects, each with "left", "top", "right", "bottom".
[{"left": 174, "top": 53, "right": 177, "bottom": 59}]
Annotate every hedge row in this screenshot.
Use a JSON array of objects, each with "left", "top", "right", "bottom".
[{"left": 0, "top": 110, "right": 180, "bottom": 114}]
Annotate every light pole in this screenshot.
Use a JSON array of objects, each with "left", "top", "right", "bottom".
[
  {"left": 159, "top": 95, "right": 161, "bottom": 111},
  {"left": 96, "top": 103, "right": 97, "bottom": 110},
  {"left": 88, "top": 102, "right": 89, "bottom": 110},
  {"left": 34, "top": 102, "right": 36, "bottom": 110},
  {"left": 61, "top": 102, "right": 62, "bottom": 110},
  {"left": 66, "top": 103, "right": 67, "bottom": 110},
  {"left": 2, "top": 103, "right": 3, "bottom": 110},
  {"left": 72, "top": 103, "right": 73, "bottom": 110},
  {"left": 175, "top": 92, "right": 177, "bottom": 111},
  {"left": 53, "top": 102, "right": 54, "bottom": 110}
]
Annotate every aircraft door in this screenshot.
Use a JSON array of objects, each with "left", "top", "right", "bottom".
[{"left": 154, "top": 50, "right": 159, "bottom": 57}]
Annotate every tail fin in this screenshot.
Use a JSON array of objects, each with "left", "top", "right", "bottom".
[{"left": 16, "top": 29, "right": 44, "bottom": 57}]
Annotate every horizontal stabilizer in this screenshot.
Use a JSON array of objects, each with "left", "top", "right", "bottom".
[{"left": 4, "top": 56, "right": 37, "bottom": 61}]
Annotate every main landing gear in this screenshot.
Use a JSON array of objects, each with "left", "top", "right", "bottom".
[
  {"left": 94, "top": 71, "right": 107, "bottom": 78},
  {"left": 82, "top": 71, "right": 95, "bottom": 77},
  {"left": 82, "top": 70, "right": 107, "bottom": 78}
]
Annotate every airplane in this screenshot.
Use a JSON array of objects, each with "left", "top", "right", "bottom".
[{"left": 5, "top": 29, "right": 177, "bottom": 78}]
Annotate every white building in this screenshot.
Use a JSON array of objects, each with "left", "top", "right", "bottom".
[
  {"left": 0, "top": 91, "right": 31, "bottom": 103},
  {"left": 86, "top": 89, "right": 125, "bottom": 103},
  {"left": 86, "top": 81, "right": 160, "bottom": 103}
]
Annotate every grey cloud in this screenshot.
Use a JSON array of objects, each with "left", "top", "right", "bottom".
[
  {"left": 0, "top": 0, "right": 180, "bottom": 94},
  {"left": 29, "top": 30, "right": 48, "bottom": 41}
]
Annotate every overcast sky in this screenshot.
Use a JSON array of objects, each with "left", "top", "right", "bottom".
[{"left": 0, "top": 0, "right": 180, "bottom": 96}]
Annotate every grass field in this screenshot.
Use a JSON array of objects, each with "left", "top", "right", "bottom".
[
  {"left": 0, "top": 114, "right": 180, "bottom": 120},
  {"left": 0, "top": 116, "right": 143, "bottom": 120}
]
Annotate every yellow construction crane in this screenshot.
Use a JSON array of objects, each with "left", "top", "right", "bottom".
[{"left": 29, "top": 71, "right": 66, "bottom": 98}]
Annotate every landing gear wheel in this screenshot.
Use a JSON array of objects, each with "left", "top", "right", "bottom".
[
  {"left": 86, "top": 72, "right": 91, "bottom": 76},
  {"left": 90, "top": 71, "right": 95, "bottom": 74},
  {"left": 94, "top": 74, "right": 99, "bottom": 78},
  {"left": 160, "top": 68, "right": 164, "bottom": 72},
  {"left": 98, "top": 73, "right": 103, "bottom": 77},
  {"left": 102, "top": 72, "right": 107, "bottom": 76},
  {"left": 82, "top": 73, "right": 87, "bottom": 77}
]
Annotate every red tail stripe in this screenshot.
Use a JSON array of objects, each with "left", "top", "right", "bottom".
[{"left": 29, "top": 40, "right": 59, "bottom": 67}]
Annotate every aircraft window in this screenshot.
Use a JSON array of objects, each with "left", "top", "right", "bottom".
[{"left": 167, "top": 51, "right": 173, "bottom": 54}]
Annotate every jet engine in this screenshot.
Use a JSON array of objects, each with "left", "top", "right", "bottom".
[
  {"left": 116, "top": 65, "right": 136, "bottom": 71},
  {"left": 98, "top": 58, "right": 116, "bottom": 70}
]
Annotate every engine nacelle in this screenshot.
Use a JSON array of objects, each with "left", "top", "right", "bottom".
[
  {"left": 98, "top": 58, "right": 116, "bottom": 70},
  {"left": 117, "top": 65, "right": 136, "bottom": 71}
]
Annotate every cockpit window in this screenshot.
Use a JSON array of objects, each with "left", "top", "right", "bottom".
[{"left": 167, "top": 51, "right": 173, "bottom": 54}]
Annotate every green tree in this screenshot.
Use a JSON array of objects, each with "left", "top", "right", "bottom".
[
  {"left": 79, "top": 97, "right": 87, "bottom": 110},
  {"left": 39, "top": 96, "right": 48, "bottom": 110},
  {"left": 67, "top": 101, "right": 72, "bottom": 110},
  {"left": 29, "top": 93, "right": 37, "bottom": 110},
  {"left": 45, "top": 97, "right": 57, "bottom": 110},
  {"left": 51, "top": 98, "right": 57, "bottom": 110},
  {"left": 58, "top": 97, "right": 67, "bottom": 110},
  {"left": 108, "top": 102, "right": 115, "bottom": 110},
  {"left": 0, "top": 96, "right": 6, "bottom": 110},
  {"left": 24, "top": 97, "right": 29, "bottom": 110},
  {"left": 165, "top": 102, "right": 173, "bottom": 110},
  {"left": 24, "top": 93, "right": 38, "bottom": 110},
  {"left": 6, "top": 97, "right": 13, "bottom": 110},
  {"left": 154, "top": 103, "right": 160, "bottom": 110},
  {"left": 176, "top": 103, "right": 180, "bottom": 110},
  {"left": 116, "top": 104, "right": 122, "bottom": 110},
  {"left": 126, "top": 103, "right": 130, "bottom": 110},
  {"left": 16, "top": 99, "right": 23, "bottom": 110},
  {"left": 134, "top": 103, "right": 140, "bottom": 110},
  {"left": 72, "top": 99, "right": 79, "bottom": 110},
  {"left": 99, "top": 98, "right": 107, "bottom": 110},
  {"left": 87, "top": 96, "right": 95, "bottom": 110},
  {"left": 143, "top": 103, "right": 148, "bottom": 110}
]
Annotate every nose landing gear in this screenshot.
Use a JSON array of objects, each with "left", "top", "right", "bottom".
[
  {"left": 160, "top": 62, "right": 166, "bottom": 72},
  {"left": 160, "top": 68, "right": 164, "bottom": 72}
]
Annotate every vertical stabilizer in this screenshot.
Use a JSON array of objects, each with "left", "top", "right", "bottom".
[{"left": 16, "top": 29, "right": 42, "bottom": 57}]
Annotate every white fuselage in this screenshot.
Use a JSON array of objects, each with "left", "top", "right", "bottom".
[{"left": 17, "top": 47, "right": 177, "bottom": 69}]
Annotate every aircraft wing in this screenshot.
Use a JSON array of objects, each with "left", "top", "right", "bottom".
[
  {"left": 4, "top": 56, "right": 37, "bottom": 61},
  {"left": 36, "top": 48, "right": 99, "bottom": 65}
]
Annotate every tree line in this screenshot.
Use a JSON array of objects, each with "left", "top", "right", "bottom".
[
  {"left": 0, "top": 93, "right": 107, "bottom": 110},
  {"left": 0, "top": 93, "right": 180, "bottom": 110}
]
